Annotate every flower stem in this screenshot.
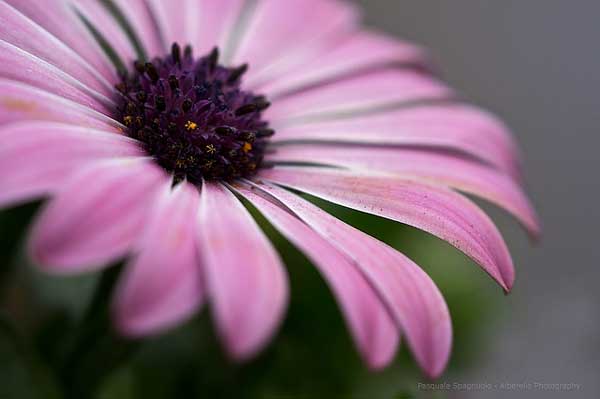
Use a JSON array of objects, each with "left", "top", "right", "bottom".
[{"left": 58, "top": 265, "right": 138, "bottom": 399}]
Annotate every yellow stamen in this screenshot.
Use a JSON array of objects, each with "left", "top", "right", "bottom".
[
  {"left": 184, "top": 120, "right": 198, "bottom": 131},
  {"left": 123, "top": 116, "right": 133, "bottom": 126},
  {"left": 242, "top": 142, "right": 252, "bottom": 153},
  {"left": 203, "top": 160, "right": 215, "bottom": 169},
  {"left": 205, "top": 144, "right": 217, "bottom": 154}
]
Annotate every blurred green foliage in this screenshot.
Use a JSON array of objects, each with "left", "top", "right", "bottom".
[{"left": 0, "top": 195, "right": 503, "bottom": 398}]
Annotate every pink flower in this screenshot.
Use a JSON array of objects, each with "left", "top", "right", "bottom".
[{"left": 0, "top": 0, "right": 539, "bottom": 378}]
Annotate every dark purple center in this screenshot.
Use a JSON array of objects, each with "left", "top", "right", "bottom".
[{"left": 115, "top": 43, "right": 274, "bottom": 182}]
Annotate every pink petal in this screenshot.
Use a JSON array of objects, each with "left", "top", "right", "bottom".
[
  {"left": 265, "top": 69, "right": 453, "bottom": 123},
  {"left": 0, "top": 79, "right": 122, "bottom": 130},
  {"left": 146, "top": 0, "right": 196, "bottom": 51},
  {"left": 243, "top": 5, "right": 358, "bottom": 90},
  {"left": 259, "top": 167, "right": 515, "bottom": 291},
  {"left": 254, "top": 182, "right": 452, "bottom": 378},
  {"left": 267, "top": 145, "right": 540, "bottom": 238},
  {"left": 232, "top": 0, "right": 358, "bottom": 74},
  {"left": 113, "top": 181, "right": 204, "bottom": 337},
  {"left": 272, "top": 104, "right": 521, "bottom": 177},
  {"left": 146, "top": 0, "right": 242, "bottom": 56},
  {"left": 73, "top": 0, "right": 138, "bottom": 65},
  {"left": 0, "top": 2, "right": 114, "bottom": 96},
  {"left": 110, "top": 0, "right": 166, "bottom": 57},
  {"left": 255, "top": 30, "right": 428, "bottom": 97},
  {"left": 28, "top": 158, "right": 166, "bottom": 273},
  {"left": 5, "top": 0, "right": 118, "bottom": 83},
  {"left": 197, "top": 182, "right": 288, "bottom": 360},
  {"left": 142, "top": 0, "right": 249, "bottom": 60},
  {"left": 0, "top": 122, "right": 143, "bottom": 207},
  {"left": 0, "top": 39, "right": 113, "bottom": 113},
  {"left": 189, "top": 0, "right": 247, "bottom": 57},
  {"left": 235, "top": 183, "right": 399, "bottom": 369}
]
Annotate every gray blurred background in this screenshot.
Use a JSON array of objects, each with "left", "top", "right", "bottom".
[{"left": 356, "top": 0, "right": 600, "bottom": 397}]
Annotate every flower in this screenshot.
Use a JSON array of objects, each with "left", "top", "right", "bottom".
[{"left": 0, "top": 0, "right": 539, "bottom": 378}]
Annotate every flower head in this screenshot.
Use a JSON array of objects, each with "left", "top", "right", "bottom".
[
  {"left": 0, "top": 0, "right": 539, "bottom": 378},
  {"left": 115, "top": 44, "right": 271, "bottom": 181}
]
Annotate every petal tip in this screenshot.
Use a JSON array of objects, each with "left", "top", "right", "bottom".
[
  {"left": 528, "top": 221, "right": 543, "bottom": 245},
  {"left": 222, "top": 337, "right": 263, "bottom": 363},
  {"left": 423, "top": 368, "right": 444, "bottom": 381},
  {"left": 26, "top": 240, "right": 106, "bottom": 275},
  {"left": 365, "top": 356, "right": 395, "bottom": 372},
  {"left": 27, "top": 236, "right": 74, "bottom": 275},
  {"left": 112, "top": 315, "right": 140, "bottom": 339},
  {"left": 218, "top": 305, "right": 288, "bottom": 364},
  {"left": 502, "top": 270, "right": 515, "bottom": 293},
  {"left": 420, "top": 351, "right": 451, "bottom": 380},
  {"left": 111, "top": 305, "right": 165, "bottom": 339}
]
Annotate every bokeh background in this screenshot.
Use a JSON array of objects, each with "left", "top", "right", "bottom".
[{"left": 1, "top": 1, "right": 599, "bottom": 398}]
